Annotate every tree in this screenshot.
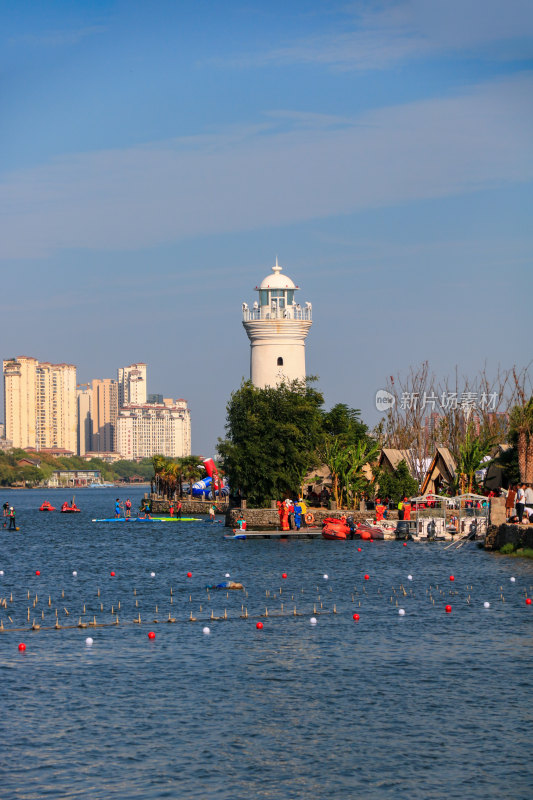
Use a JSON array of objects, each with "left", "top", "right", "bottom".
[
  {"left": 456, "top": 426, "right": 495, "bottom": 493},
  {"left": 508, "top": 397, "right": 533, "bottom": 483},
  {"left": 218, "top": 379, "right": 324, "bottom": 507},
  {"left": 181, "top": 456, "right": 204, "bottom": 499},
  {"left": 376, "top": 461, "right": 418, "bottom": 505}
]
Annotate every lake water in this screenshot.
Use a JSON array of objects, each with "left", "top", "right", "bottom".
[{"left": 1, "top": 487, "right": 532, "bottom": 799}]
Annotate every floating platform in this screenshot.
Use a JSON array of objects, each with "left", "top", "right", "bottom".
[
  {"left": 91, "top": 517, "right": 202, "bottom": 523},
  {"left": 224, "top": 529, "right": 323, "bottom": 540}
]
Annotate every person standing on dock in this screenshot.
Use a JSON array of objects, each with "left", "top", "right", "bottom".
[
  {"left": 293, "top": 500, "right": 302, "bottom": 531},
  {"left": 398, "top": 498, "right": 405, "bottom": 520},
  {"left": 516, "top": 484, "right": 526, "bottom": 523}
]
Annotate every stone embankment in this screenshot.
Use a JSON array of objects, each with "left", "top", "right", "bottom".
[
  {"left": 146, "top": 497, "right": 229, "bottom": 515},
  {"left": 226, "top": 508, "right": 405, "bottom": 528},
  {"left": 485, "top": 524, "right": 533, "bottom": 551}
]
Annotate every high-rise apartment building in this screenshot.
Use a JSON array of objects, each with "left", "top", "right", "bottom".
[
  {"left": 117, "top": 363, "right": 147, "bottom": 407},
  {"left": 116, "top": 399, "right": 191, "bottom": 460},
  {"left": 77, "top": 384, "right": 92, "bottom": 455},
  {"left": 91, "top": 379, "right": 118, "bottom": 452},
  {"left": 3, "top": 357, "right": 77, "bottom": 451},
  {"left": 3, "top": 356, "right": 38, "bottom": 449}
]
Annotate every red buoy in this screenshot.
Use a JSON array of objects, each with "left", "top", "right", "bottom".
[
  {"left": 18, "top": 642, "right": 26, "bottom": 652},
  {"left": 110, "top": 571, "right": 115, "bottom": 577},
  {"left": 357, "top": 547, "right": 362, "bottom": 552},
  {"left": 445, "top": 604, "right": 452, "bottom": 613},
  {"left": 148, "top": 631, "right": 156, "bottom": 640},
  {"left": 403, "top": 542, "right": 407, "bottom": 547},
  {"left": 364, "top": 574, "right": 370, "bottom": 580},
  {"left": 187, "top": 572, "right": 192, "bottom": 578},
  {"left": 449, "top": 575, "right": 455, "bottom": 581},
  {"left": 282, "top": 573, "right": 287, "bottom": 579},
  {"left": 35, "top": 570, "right": 40, "bottom": 576},
  {"left": 353, "top": 613, "right": 360, "bottom": 621},
  {"left": 256, "top": 621, "right": 263, "bottom": 629},
  {"left": 526, "top": 598, "right": 532, "bottom": 606}
]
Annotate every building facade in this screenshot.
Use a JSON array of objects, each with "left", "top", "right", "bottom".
[
  {"left": 117, "top": 363, "right": 147, "bottom": 407},
  {"left": 3, "top": 357, "right": 77, "bottom": 451},
  {"left": 92, "top": 378, "right": 118, "bottom": 452},
  {"left": 77, "top": 384, "right": 92, "bottom": 456},
  {"left": 116, "top": 399, "right": 191, "bottom": 460},
  {"left": 242, "top": 259, "right": 312, "bottom": 388}
]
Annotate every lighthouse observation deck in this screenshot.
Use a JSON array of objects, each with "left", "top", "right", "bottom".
[{"left": 242, "top": 303, "right": 312, "bottom": 322}]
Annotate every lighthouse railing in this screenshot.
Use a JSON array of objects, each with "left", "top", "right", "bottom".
[{"left": 242, "top": 305, "right": 312, "bottom": 322}]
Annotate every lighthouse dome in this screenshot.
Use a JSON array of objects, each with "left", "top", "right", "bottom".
[{"left": 257, "top": 258, "right": 297, "bottom": 291}]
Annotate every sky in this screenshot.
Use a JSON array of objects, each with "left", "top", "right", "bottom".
[{"left": 1, "top": 0, "right": 532, "bottom": 455}]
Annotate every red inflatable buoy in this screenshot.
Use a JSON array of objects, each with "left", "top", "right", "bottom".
[
  {"left": 148, "top": 631, "right": 156, "bottom": 640},
  {"left": 357, "top": 547, "right": 362, "bottom": 552},
  {"left": 110, "top": 571, "right": 115, "bottom": 577},
  {"left": 35, "top": 570, "right": 40, "bottom": 576},
  {"left": 282, "top": 573, "right": 287, "bottom": 579},
  {"left": 353, "top": 613, "right": 360, "bottom": 621},
  {"left": 449, "top": 575, "right": 455, "bottom": 582},
  {"left": 445, "top": 605, "right": 452, "bottom": 613},
  {"left": 526, "top": 598, "right": 532, "bottom": 606},
  {"left": 256, "top": 621, "right": 263, "bottom": 629},
  {"left": 364, "top": 574, "right": 370, "bottom": 580},
  {"left": 403, "top": 542, "right": 407, "bottom": 547},
  {"left": 187, "top": 572, "right": 192, "bottom": 578},
  {"left": 18, "top": 642, "right": 26, "bottom": 652}
]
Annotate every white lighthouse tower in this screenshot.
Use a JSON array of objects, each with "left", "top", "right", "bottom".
[{"left": 242, "top": 258, "right": 312, "bottom": 388}]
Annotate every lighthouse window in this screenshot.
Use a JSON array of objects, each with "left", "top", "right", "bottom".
[
  {"left": 260, "top": 290, "right": 269, "bottom": 306},
  {"left": 286, "top": 290, "right": 294, "bottom": 305},
  {"left": 277, "top": 357, "right": 284, "bottom": 366},
  {"left": 271, "top": 289, "right": 285, "bottom": 308}
]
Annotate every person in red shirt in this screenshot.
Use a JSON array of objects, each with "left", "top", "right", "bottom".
[
  {"left": 375, "top": 499, "right": 385, "bottom": 522},
  {"left": 403, "top": 499, "right": 412, "bottom": 521}
]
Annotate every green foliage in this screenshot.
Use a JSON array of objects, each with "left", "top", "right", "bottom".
[
  {"left": 322, "top": 403, "right": 369, "bottom": 447},
  {"left": 376, "top": 461, "right": 419, "bottom": 504},
  {"left": 499, "top": 542, "right": 515, "bottom": 554},
  {"left": 218, "top": 379, "right": 325, "bottom": 506},
  {"left": 457, "top": 425, "right": 495, "bottom": 493},
  {"left": 0, "top": 449, "right": 153, "bottom": 486}
]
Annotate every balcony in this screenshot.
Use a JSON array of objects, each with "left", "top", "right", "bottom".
[{"left": 242, "top": 303, "right": 312, "bottom": 322}]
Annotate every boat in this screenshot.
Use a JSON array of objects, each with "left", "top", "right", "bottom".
[
  {"left": 356, "top": 523, "right": 384, "bottom": 540},
  {"left": 61, "top": 500, "right": 81, "bottom": 513},
  {"left": 39, "top": 501, "right": 56, "bottom": 511},
  {"left": 322, "top": 517, "right": 351, "bottom": 540}
]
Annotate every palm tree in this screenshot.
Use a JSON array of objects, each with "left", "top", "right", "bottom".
[
  {"left": 509, "top": 398, "right": 533, "bottom": 483},
  {"left": 152, "top": 455, "right": 168, "bottom": 496},
  {"left": 181, "top": 456, "right": 204, "bottom": 500},
  {"left": 458, "top": 426, "right": 495, "bottom": 493}
]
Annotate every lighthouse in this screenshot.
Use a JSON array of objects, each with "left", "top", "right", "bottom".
[{"left": 242, "top": 259, "right": 312, "bottom": 388}]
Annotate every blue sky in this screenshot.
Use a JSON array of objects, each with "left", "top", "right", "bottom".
[{"left": 1, "top": 0, "right": 532, "bottom": 454}]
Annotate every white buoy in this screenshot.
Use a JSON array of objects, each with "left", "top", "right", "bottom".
[
  {"left": 150, "top": 572, "right": 156, "bottom": 577},
  {"left": 72, "top": 571, "right": 77, "bottom": 577},
  {"left": 310, "top": 617, "right": 317, "bottom": 624},
  {"left": 323, "top": 574, "right": 329, "bottom": 580},
  {"left": 225, "top": 573, "right": 230, "bottom": 578},
  {"left": 483, "top": 601, "right": 490, "bottom": 608},
  {"left": 0, "top": 570, "right": 4, "bottom": 576},
  {"left": 398, "top": 608, "right": 405, "bottom": 616},
  {"left": 85, "top": 637, "right": 94, "bottom": 646},
  {"left": 407, "top": 575, "right": 413, "bottom": 581},
  {"left": 510, "top": 577, "right": 516, "bottom": 583},
  {"left": 202, "top": 626, "right": 211, "bottom": 635}
]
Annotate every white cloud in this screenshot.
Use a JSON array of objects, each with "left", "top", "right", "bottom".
[
  {"left": 0, "top": 72, "right": 532, "bottom": 259},
  {"left": 215, "top": 0, "right": 533, "bottom": 71}
]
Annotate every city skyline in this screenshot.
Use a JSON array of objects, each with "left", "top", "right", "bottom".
[{"left": 1, "top": 1, "right": 531, "bottom": 454}]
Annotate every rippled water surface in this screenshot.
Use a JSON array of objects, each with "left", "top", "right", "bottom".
[{"left": 1, "top": 488, "right": 532, "bottom": 799}]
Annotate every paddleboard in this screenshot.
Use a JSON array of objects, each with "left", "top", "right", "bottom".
[{"left": 223, "top": 533, "right": 246, "bottom": 540}]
